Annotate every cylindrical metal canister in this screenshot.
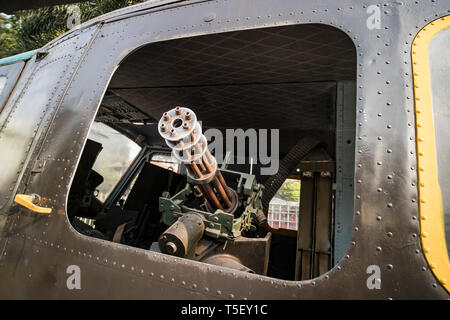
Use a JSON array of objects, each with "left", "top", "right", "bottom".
[{"left": 158, "top": 213, "right": 205, "bottom": 258}]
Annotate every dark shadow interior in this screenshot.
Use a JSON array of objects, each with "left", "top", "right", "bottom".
[
  {"left": 98, "top": 23, "right": 355, "bottom": 159},
  {"left": 68, "top": 23, "right": 356, "bottom": 281}
]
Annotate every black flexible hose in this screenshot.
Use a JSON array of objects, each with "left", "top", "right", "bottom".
[{"left": 261, "top": 136, "right": 321, "bottom": 211}]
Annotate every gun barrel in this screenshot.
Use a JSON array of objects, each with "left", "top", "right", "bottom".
[{"left": 158, "top": 106, "right": 236, "bottom": 212}]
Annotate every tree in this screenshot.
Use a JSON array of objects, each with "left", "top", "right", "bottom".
[
  {"left": 0, "top": 14, "right": 20, "bottom": 57},
  {"left": 0, "top": 0, "right": 146, "bottom": 58},
  {"left": 274, "top": 179, "right": 301, "bottom": 202}
]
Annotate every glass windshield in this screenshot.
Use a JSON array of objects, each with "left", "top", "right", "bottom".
[{"left": 88, "top": 122, "right": 141, "bottom": 201}]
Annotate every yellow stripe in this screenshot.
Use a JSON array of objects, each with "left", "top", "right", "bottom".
[{"left": 412, "top": 15, "right": 450, "bottom": 293}]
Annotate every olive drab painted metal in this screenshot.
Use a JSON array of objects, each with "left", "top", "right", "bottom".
[{"left": 0, "top": 0, "right": 449, "bottom": 299}]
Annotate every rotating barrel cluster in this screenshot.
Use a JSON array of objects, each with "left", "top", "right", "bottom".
[{"left": 158, "top": 106, "right": 237, "bottom": 213}]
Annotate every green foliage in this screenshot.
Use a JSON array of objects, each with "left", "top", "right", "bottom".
[
  {"left": 274, "top": 179, "right": 301, "bottom": 202},
  {"left": 0, "top": 0, "right": 147, "bottom": 58},
  {"left": 0, "top": 14, "right": 19, "bottom": 57}
]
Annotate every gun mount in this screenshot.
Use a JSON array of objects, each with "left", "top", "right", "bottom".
[{"left": 157, "top": 107, "right": 268, "bottom": 264}]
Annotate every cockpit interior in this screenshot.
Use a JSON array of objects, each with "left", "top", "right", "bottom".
[{"left": 68, "top": 23, "right": 356, "bottom": 281}]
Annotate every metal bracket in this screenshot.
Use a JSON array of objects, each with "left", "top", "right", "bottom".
[
  {"left": 35, "top": 51, "right": 49, "bottom": 61},
  {"left": 31, "top": 159, "right": 46, "bottom": 174}
]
